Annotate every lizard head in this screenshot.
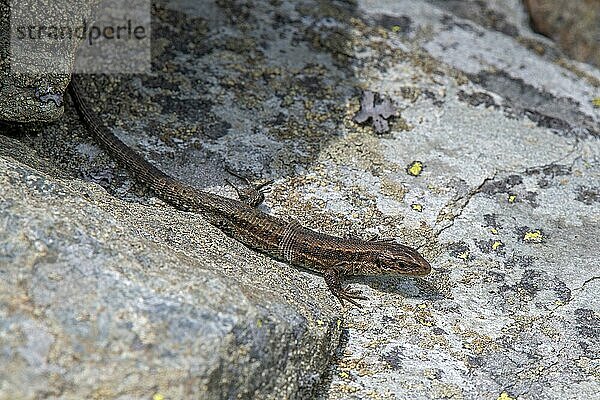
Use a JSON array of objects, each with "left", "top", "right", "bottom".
[{"left": 373, "top": 243, "right": 431, "bottom": 276}]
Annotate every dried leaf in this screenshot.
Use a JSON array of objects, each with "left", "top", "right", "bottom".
[{"left": 353, "top": 90, "right": 396, "bottom": 133}]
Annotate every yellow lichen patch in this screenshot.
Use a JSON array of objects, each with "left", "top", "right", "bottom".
[
  {"left": 153, "top": 394, "right": 165, "bottom": 400},
  {"left": 391, "top": 25, "right": 402, "bottom": 33},
  {"left": 490, "top": 227, "right": 498, "bottom": 235},
  {"left": 411, "top": 203, "right": 423, "bottom": 212},
  {"left": 508, "top": 194, "right": 517, "bottom": 203},
  {"left": 339, "top": 371, "right": 351, "bottom": 379},
  {"left": 492, "top": 240, "right": 504, "bottom": 251},
  {"left": 497, "top": 391, "right": 514, "bottom": 400},
  {"left": 256, "top": 319, "right": 262, "bottom": 328},
  {"left": 592, "top": 98, "right": 600, "bottom": 108},
  {"left": 523, "top": 230, "right": 543, "bottom": 243},
  {"left": 458, "top": 250, "right": 469, "bottom": 260},
  {"left": 406, "top": 161, "right": 424, "bottom": 176}
]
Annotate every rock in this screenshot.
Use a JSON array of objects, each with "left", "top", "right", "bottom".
[
  {"left": 2, "top": 0, "right": 599, "bottom": 399},
  {"left": 0, "top": 0, "right": 95, "bottom": 122},
  {"left": 428, "top": 0, "right": 531, "bottom": 37},
  {"left": 0, "top": 135, "right": 341, "bottom": 399},
  {"left": 525, "top": 0, "right": 600, "bottom": 68}
]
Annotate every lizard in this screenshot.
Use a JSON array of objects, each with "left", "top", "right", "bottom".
[{"left": 68, "top": 75, "right": 431, "bottom": 307}]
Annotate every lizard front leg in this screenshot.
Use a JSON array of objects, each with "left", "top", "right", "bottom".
[
  {"left": 323, "top": 267, "right": 367, "bottom": 308},
  {"left": 225, "top": 169, "right": 273, "bottom": 207}
]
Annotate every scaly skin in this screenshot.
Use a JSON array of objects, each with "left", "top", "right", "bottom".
[{"left": 69, "top": 76, "right": 431, "bottom": 307}]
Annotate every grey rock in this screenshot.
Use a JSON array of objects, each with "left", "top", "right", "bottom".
[
  {"left": 0, "top": 135, "right": 341, "bottom": 399},
  {"left": 0, "top": 0, "right": 96, "bottom": 122},
  {"left": 2, "top": 0, "right": 600, "bottom": 399},
  {"left": 316, "top": 1, "right": 600, "bottom": 399}
]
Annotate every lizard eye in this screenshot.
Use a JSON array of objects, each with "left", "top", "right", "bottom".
[{"left": 376, "top": 247, "right": 431, "bottom": 276}]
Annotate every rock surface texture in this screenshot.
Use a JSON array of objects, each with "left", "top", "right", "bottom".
[
  {"left": 0, "top": 0, "right": 95, "bottom": 122},
  {"left": 1, "top": 0, "right": 599, "bottom": 399},
  {"left": 525, "top": 0, "right": 600, "bottom": 68}
]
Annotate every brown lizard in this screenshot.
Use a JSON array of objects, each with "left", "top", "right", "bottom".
[{"left": 69, "top": 76, "right": 431, "bottom": 307}]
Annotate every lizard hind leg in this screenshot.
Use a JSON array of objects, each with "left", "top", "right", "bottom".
[
  {"left": 225, "top": 168, "right": 273, "bottom": 207},
  {"left": 323, "top": 267, "right": 367, "bottom": 308}
]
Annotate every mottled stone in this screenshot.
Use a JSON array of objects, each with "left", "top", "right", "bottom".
[
  {"left": 0, "top": 0, "right": 93, "bottom": 122},
  {"left": 0, "top": 135, "right": 341, "bottom": 399},
  {"left": 2, "top": 0, "right": 599, "bottom": 399},
  {"left": 525, "top": 0, "right": 600, "bottom": 68}
]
